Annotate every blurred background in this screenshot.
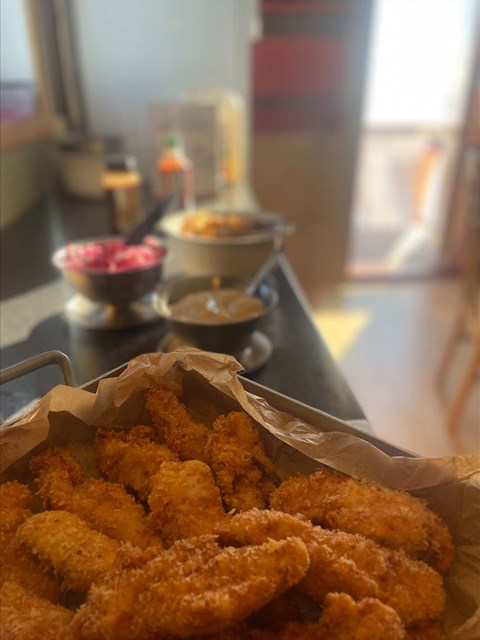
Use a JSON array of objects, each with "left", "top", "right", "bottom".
[{"left": 1, "top": 0, "right": 478, "bottom": 456}]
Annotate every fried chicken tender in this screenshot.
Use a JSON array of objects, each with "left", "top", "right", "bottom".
[
  {"left": 215, "top": 508, "right": 445, "bottom": 628},
  {"left": 198, "top": 592, "right": 406, "bottom": 640},
  {"left": 207, "top": 412, "right": 277, "bottom": 511},
  {"left": 74, "top": 535, "right": 310, "bottom": 640},
  {"left": 146, "top": 387, "right": 210, "bottom": 462},
  {"left": 316, "top": 593, "right": 406, "bottom": 640},
  {"left": 248, "top": 593, "right": 405, "bottom": 640},
  {"left": 305, "top": 528, "right": 445, "bottom": 627},
  {"left": 214, "top": 506, "right": 313, "bottom": 545},
  {"left": 0, "top": 482, "right": 62, "bottom": 603},
  {"left": 215, "top": 508, "right": 378, "bottom": 601},
  {"left": 0, "top": 480, "right": 32, "bottom": 532},
  {"left": 0, "top": 581, "right": 77, "bottom": 640},
  {"left": 270, "top": 469, "right": 454, "bottom": 574},
  {"left": 148, "top": 460, "right": 225, "bottom": 544},
  {"left": 95, "top": 426, "right": 178, "bottom": 500},
  {"left": 15, "top": 511, "right": 120, "bottom": 591},
  {"left": 30, "top": 447, "right": 161, "bottom": 549}
]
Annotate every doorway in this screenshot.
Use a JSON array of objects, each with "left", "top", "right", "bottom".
[{"left": 347, "top": 0, "right": 478, "bottom": 278}]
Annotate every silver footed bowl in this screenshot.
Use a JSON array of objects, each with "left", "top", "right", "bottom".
[{"left": 52, "top": 235, "right": 167, "bottom": 306}]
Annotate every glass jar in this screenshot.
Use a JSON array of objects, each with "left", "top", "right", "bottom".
[{"left": 102, "top": 154, "right": 143, "bottom": 234}]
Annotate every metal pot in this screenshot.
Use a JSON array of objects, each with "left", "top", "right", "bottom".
[{"left": 158, "top": 210, "right": 293, "bottom": 278}]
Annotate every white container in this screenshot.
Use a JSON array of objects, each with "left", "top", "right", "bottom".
[{"left": 158, "top": 209, "right": 294, "bottom": 278}]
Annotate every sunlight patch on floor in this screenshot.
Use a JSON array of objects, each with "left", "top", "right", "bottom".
[{"left": 313, "top": 309, "right": 372, "bottom": 360}]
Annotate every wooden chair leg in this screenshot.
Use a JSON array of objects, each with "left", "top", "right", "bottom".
[
  {"left": 447, "top": 345, "right": 480, "bottom": 432},
  {"left": 436, "top": 307, "right": 467, "bottom": 389}
]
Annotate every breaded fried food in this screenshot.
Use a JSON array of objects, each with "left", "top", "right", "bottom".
[
  {"left": 318, "top": 593, "right": 406, "bottom": 640},
  {"left": 249, "top": 593, "right": 406, "bottom": 640},
  {"left": 0, "top": 480, "right": 32, "bottom": 532},
  {"left": 215, "top": 506, "right": 313, "bottom": 545},
  {"left": 304, "top": 528, "right": 445, "bottom": 628},
  {"left": 148, "top": 460, "right": 225, "bottom": 544},
  {"left": 215, "top": 509, "right": 445, "bottom": 628},
  {"left": 0, "top": 482, "right": 62, "bottom": 602},
  {"left": 15, "top": 511, "right": 120, "bottom": 591},
  {"left": 146, "top": 386, "right": 210, "bottom": 462},
  {"left": 207, "top": 412, "right": 277, "bottom": 511},
  {"left": 95, "top": 425, "right": 178, "bottom": 500},
  {"left": 316, "top": 593, "right": 406, "bottom": 640},
  {"left": 0, "top": 581, "right": 77, "bottom": 640},
  {"left": 30, "top": 447, "right": 161, "bottom": 549},
  {"left": 214, "top": 509, "right": 378, "bottom": 601},
  {"left": 74, "top": 535, "right": 310, "bottom": 640},
  {"left": 270, "top": 469, "right": 454, "bottom": 574}
]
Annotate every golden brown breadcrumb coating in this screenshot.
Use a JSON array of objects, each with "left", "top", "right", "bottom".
[
  {"left": 215, "top": 508, "right": 445, "bottom": 628},
  {"left": 146, "top": 386, "right": 210, "bottom": 462},
  {"left": 0, "top": 581, "right": 77, "bottom": 640},
  {"left": 0, "top": 480, "right": 33, "bottom": 533},
  {"left": 245, "top": 593, "right": 406, "bottom": 640},
  {"left": 0, "top": 382, "right": 456, "bottom": 638},
  {"left": 95, "top": 425, "right": 178, "bottom": 500},
  {"left": 214, "top": 507, "right": 313, "bottom": 546},
  {"left": 15, "top": 511, "right": 120, "bottom": 591},
  {"left": 74, "top": 535, "right": 310, "bottom": 640},
  {"left": 0, "top": 481, "right": 62, "bottom": 603},
  {"left": 148, "top": 460, "right": 225, "bottom": 545},
  {"left": 30, "top": 447, "right": 161, "bottom": 549},
  {"left": 270, "top": 469, "right": 454, "bottom": 574},
  {"left": 303, "top": 528, "right": 445, "bottom": 628},
  {"left": 207, "top": 412, "right": 277, "bottom": 511},
  {"left": 315, "top": 592, "right": 406, "bottom": 640}
]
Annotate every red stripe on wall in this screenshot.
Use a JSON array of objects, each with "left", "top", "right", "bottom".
[
  {"left": 253, "top": 37, "right": 344, "bottom": 96},
  {"left": 254, "top": 101, "right": 340, "bottom": 132},
  {"left": 263, "top": 1, "right": 351, "bottom": 14}
]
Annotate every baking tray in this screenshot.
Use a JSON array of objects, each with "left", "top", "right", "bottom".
[
  {"left": 0, "top": 350, "right": 415, "bottom": 459},
  {"left": 1, "top": 350, "right": 478, "bottom": 638}
]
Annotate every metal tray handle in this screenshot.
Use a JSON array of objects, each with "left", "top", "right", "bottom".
[{"left": 0, "top": 351, "right": 76, "bottom": 387}]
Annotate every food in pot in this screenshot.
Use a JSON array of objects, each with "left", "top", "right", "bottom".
[
  {"left": 60, "top": 237, "right": 165, "bottom": 273},
  {"left": 180, "top": 210, "right": 265, "bottom": 238},
  {"left": 170, "top": 287, "right": 265, "bottom": 324}
]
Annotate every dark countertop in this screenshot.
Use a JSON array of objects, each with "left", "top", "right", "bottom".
[{"left": 0, "top": 193, "right": 366, "bottom": 427}]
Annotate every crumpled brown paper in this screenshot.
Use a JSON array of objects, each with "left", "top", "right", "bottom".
[{"left": 1, "top": 350, "right": 479, "bottom": 638}]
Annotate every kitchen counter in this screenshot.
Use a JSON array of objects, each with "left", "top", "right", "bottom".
[{"left": 0, "top": 193, "right": 367, "bottom": 430}]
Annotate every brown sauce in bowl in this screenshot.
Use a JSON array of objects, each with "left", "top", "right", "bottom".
[{"left": 170, "top": 288, "right": 265, "bottom": 324}]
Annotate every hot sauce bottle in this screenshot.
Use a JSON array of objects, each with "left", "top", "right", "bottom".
[{"left": 155, "top": 135, "right": 194, "bottom": 211}]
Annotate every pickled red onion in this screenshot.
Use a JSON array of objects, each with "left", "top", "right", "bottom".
[{"left": 62, "top": 238, "right": 165, "bottom": 273}]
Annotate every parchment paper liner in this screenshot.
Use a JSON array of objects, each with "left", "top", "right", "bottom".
[{"left": 1, "top": 350, "right": 479, "bottom": 638}]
